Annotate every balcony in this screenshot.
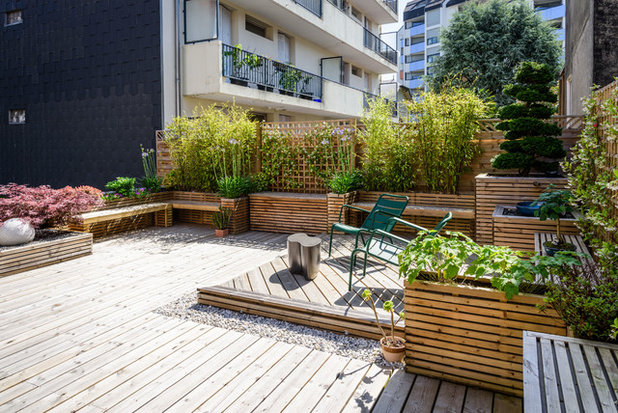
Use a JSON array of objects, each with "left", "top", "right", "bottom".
[
  {"left": 294, "top": 0, "right": 322, "bottom": 17},
  {"left": 409, "top": 23, "right": 425, "bottom": 37},
  {"left": 183, "top": 41, "right": 384, "bottom": 118},
  {"left": 408, "top": 77, "right": 424, "bottom": 90},
  {"left": 228, "top": 0, "right": 398, "bottom": 73},
  {"left": 364, "top": 28, "right": 397, "bottom": 65},
  {"left": 408, "top": 42, "right": 425, "bottom": 54},
  {"left": 537, "top": 4, "right": 565, "bottom": 22},
  {"left": 408, "top": 60, "right": 424, "bottom": 72},
  {"left": 342, "top": 0, "right": 398, "bottom": 24}
]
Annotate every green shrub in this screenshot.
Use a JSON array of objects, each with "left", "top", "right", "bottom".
[
  {"left": 105, "top": 177, "right": 136, "bottom": 198},
  {"left": 164, "top": 104, "right": 258, "bottom": 191},
  {"left": 492, "top": 62, "right": 565, "bottom": 175},
  {"left": 140, "top": 176, "right": 161, "bottom": 193},
  {"left": 217, "top": 176, "right": 250, "bottom": 199},
  {"left": 404, "top": 83, "right": 493, "bottom": 193},
  {"left": 328, "top": 171, "right": 363, "bottom": 194},
  {"left": 211, "top": 207, "right": 232, "bottom": 230}
]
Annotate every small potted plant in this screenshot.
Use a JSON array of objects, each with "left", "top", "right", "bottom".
[
  {"left": 534, "top": 185, "right": 576, "bottom": 255},
  {"left": 362, "top": 289, "right": 405, "bottom": 362},
  {"left": 212, "top": 207, "right": 232, "bottom": 238}
]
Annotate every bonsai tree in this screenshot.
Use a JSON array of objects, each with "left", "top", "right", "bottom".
[
  {"left": 492, "top": 62, "right": 565, "bottom": 176},
  {"left": 362, "top": 289, "right": 405, "bottom": 362},
  {"left": 534, "top": 185, "right": 576, "bottom": 253}
]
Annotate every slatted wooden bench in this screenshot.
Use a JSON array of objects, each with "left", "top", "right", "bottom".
[
  {"left": 353, "top": 202, "right": 475, "bottom": 220},
  {"left": 523, "top": 331, "right": 618, "bottom": 413},
  {"left": 168, "top": 200, "right": 219, "bottom": 212}
]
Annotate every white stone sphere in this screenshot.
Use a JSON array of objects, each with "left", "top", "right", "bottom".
[{"left": 0, "top": 218, "right": 36, "bottom": 246}]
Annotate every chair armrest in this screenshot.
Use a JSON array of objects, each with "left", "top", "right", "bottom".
[
  {"left": 338, "top": 204, "right": 370, "bottom": 223},
  {"left": 388, "top": 217, "right": 428, "bottom": 233}
]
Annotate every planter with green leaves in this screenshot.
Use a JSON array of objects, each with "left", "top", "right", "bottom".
[
  {"left": 362, "top": 289, "right": 405, "bottom": 363},
  {"left": 399, "top": 231, "right": 574, "bottom": 396},
  {"left": 212, "top": 207, "right": 232, "bottom": 238},
  {"left": 534, "top": 185, "right": 577, "bottom": 255}
]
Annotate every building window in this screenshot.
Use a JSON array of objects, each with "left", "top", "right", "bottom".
[
  {"left": 405, "top": 55, "right": 412, "bottom": 63},
  {"left": 405, "top": 38, "right": 410, "bottom": 46},
  {"left": 279, "top": 114, "right": 292, "bottom": 122},
  {"left": 427, "top": 53, "right": 439, "bottom": 63},
  {"left": 405, "top": 72, "right": 413, "bottom": 81},
  {"left": 9, "top": 109, "right": 25, "bottom": 125},
  {"left": 405, "top": 21, "right": 412, "bottom": 29},
  {"left": 427, "top": 36, "right": 439, "bottom": 45},
  {"left": 426, "top": 67, "right": 434, "bottom": 76},
  {"left": 351, "top": 7, "right": 362, "bottom": 22},
  {"left": 245, "top": 15, "right": 270, "bottom": 39},
  {"left": 351, "top": 65, "right": 362, "bottom": 77},
  {"left": 411, "top": 37, "right": 424, "bottom": 45},
  {"left": 5, "top": 10, "right": 22, "bottom": 26}
]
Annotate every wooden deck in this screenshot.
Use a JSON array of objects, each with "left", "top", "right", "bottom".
[
  {"left": 198, "top": 235, "right": 406, "bottom": 340},
  {"left": 0, "top": 225, "right": 522, "bottom": 412}
]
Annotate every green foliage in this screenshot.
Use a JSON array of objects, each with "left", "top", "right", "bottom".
[
  {"left": 211, "top": 207, "right": 233, "bottom": 230},
  {"left": 140, "top": 176, "right": 162, "bottom": 193},
  {"left": 543, "top": 262, "right": 618, "bottom": 342},
  {"left": 328, "top": 171, "right": 363, "bottom": 194},
  {"left": 164, "top": 104, "right": 258, "bottom": 192},
  {"left": 429, "top": 0, "right": 561, "bottom": 106},
  {"left": 534, "top": 185, "right": 574, "bottom": 243},
  {"left": 260, "top": 128, "right": 301, "bottom": 190},
  {"left": 359, "top": 98, "right": 415, "bottom": 192},
  {"left": 398, "top": 231, "right": 581, "bottom": 299},
  {"left": 404, "top": 83, "right": 493, "bottom": 193},
  {"left": 611, "top": 319, "right": 618, "bottom": 341},
  {"left": 362, "top": 288, "right": 404, "bottom": 342},
  {"left": 492, "top": 62, "right": 564, "bottom": 175},
  {"left": 217, "top": 176, "right": 249, "bottom": 199},
  {"left": 105, "top": 177, "right": 136, "bottom": 198}
]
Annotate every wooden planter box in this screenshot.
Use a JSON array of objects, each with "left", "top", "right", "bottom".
[
  {"left": 404, "top": 280, "right": 566, "bottom": 397},
  {"left": 249, "top": 192, "right": 328, "bottom": 234},
  {"left": 327, "top": 191, "right": 358, "bottom": 232},
  {"left": 0, "top": 231, "right": 93, "bottom": 276},
  {"left": 220, "top": 197, "right": 249, "bottom": 234},
  {"left": 475, "top": 174, "right": 569, "bottom": 246},
  {"left": 100, "top": 191, "right": 172, "bottom": 210},
  {"left": 493, "top": 206, "right": 580, "bottom": 251}
]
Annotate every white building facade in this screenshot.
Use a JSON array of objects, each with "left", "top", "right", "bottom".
[
  {"left": 396, "top": 0, "right": 565, "bottom": 94},
  {"left": 161, "top": 0, "right": 399, "bottom": 124}
]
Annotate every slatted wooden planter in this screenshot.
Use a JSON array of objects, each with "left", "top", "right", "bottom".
[
  {"left": 404, "top": 280, "right": 567, "bottom": 397},
  {"left": 493, "top": 206, "right": 580, "bottom": 251},
  {"left": 220, "top": 197, "right": 249, "bottom": 234},
  {"left": 353, "top": 191, "right": 476, "bottom": 237},
  {"left": 249, "top": 192, "right": 328, "bottom": 234},
  {"left": 0, "top": 231, "right": 93, "bottom": 276},
  {"left": 475, "top": 174, "right": 570, "bottom": 246},
  {"left": 99, "top": 191, "right": 172, "bottom": 210},
  {"left": 326, "top": 191, "right": 358, "bottom": 232}
]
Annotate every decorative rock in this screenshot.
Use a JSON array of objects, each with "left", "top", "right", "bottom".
[{"left": 0, "top": 218, "right": 36, "bottom": 246}]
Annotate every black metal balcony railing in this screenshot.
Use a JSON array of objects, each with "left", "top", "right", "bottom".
[
  {"left": 222, "top": 44, "right": 322, "bottom": 101},
  {"left": 384, "top": 0, "right": 397, "bottom": 14},
  {"left": 363, "top": 28, "right": 397, "bottom": 65},
  {"left": 294, "top": 0, "right": 322, "bottom": 17}
]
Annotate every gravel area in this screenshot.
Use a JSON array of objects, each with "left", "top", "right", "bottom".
[{"left": 155, "top": 293, "right": 402, "bottom": 368}]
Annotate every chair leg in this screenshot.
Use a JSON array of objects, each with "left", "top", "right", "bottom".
[{"left": 328, "top": 227, "right": 335, "bottom": 257}]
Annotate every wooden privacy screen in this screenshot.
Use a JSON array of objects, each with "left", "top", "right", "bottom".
[{"left": 156, "top": 116, "right": 584, "bottom": 194}]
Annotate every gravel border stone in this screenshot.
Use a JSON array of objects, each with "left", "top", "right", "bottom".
[{"left": 155, "top": 292, "right": 402, "bottom": 368}]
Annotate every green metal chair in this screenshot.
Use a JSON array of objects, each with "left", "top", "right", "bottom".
[
  {"left": 347, "top": 213, "right": 453, "bottom": 290},
  {"left": 328, "top": 193, "right": 409, "bottom": 257}
]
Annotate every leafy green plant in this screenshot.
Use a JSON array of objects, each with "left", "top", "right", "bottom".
[
  {"left": 164, "top": 104, "right": 258, "bottom": 191},
  {"left": 492, "top": 62, "right": 565, "bottom": 175},
  {"left": 534, "top": 185, "right": 575, "bottom": 250},
  {"left": 404, "top": 81, "right": 493, "bottom": 193},
  {"left": 140, "top": 176, "right": 161, "bottom": 193},
  {"left": 542, "top": 261, "right": 618, "bottom": 342},
  {"left": 399, "top": 231, "right": 581, "bottom": 299},
  {"left": 260, "top": 128, "right": 301, "bottom": 190},
  {"left": 362, "top": 289, "right": 404, "bottom": 346},
  {"left": 211, "top": 207, "right": 233, "bottom": 230},
  {"left": 105, "top": 177, "right": 136, "bottom": 198},
  {"left": 328, "top": 171, "right": 362, "bottom": 194},
  {"left": 610, "top": 318, "right": 618, "bottom": 341},
  {"left": 139, "top": 145, "right": 162, "bottom": 192},
  {"left": 217, "top": 176, "right": 250, "bottom": 199}
]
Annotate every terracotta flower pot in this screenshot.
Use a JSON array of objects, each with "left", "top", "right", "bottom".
[
  {"left": 215, "top": 229, "right": 229, "bottom": 238},
  {"left": 380, "top": 336, "right": 405, "bottom": 363}
]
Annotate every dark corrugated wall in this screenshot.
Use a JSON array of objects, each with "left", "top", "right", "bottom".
[{"left": 0, "top": 0, "right": 161, "bottom": 189}]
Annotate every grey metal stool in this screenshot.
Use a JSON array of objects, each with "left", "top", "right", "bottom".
[{"left": 287, "top": 233, "right": 321, "bottom": 280}]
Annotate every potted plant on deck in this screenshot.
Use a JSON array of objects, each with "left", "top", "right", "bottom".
[
  {"left": 212, "top": 207, "right": 232, "bottom": 238},
  {"left": 534, "top": 185, "right": 577, "bottom": 255},
  {"left": 362, "top": 289, "right": 405, "bottom": 362}
]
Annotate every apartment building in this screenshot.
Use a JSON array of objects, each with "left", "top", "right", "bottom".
[
  {"left": 396, "top": 0, "right": 565, "bottom": 94},
  {"left": 1, "top": 0, "right": 398, "bottom": 188}
]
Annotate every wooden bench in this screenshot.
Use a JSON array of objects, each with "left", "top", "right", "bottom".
[
  {"left": 523, "top": 331, "right": 618, "bottom": 413},
  {"left": 353, "top": 202, "right": 474, "bottom": 220},
  {"left": 80, "top": 202, "right": 172, "bottom": 225},
  {"left": 168, "top": 200, "right": 219, "bottom": 212}
]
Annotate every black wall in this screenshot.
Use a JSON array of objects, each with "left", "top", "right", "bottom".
[
  {"left": 0, "top": 0, "right": 161, "bottom": 189},
  {"left": 593, "top": 0, "right": 618, "bottom": 88}
]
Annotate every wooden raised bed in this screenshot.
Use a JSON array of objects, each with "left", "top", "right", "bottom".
[
  {"left": 326, "top": 191, "right": 358, "bottom": 232},
  {"left": 249, "top": 192, "right": 328, "bottom": 234},
  {"left": 475, "top": 174, "right": 569, "bottom": 246},
  {"left": 404, "top": 280, "right": 567, "bottom": 397},
  {"left": 0, "top": 231, "right": 93, "bottom": 276},
  {"left": 220, "top": 197, "right": 249, "bottom": 235},
  {"left": 493, "top": 206, "right": 580, "bottom": 251}
]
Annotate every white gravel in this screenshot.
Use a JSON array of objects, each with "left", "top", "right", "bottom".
[{"left": 155, "top": 292, "right": 402, "bottom": 368}]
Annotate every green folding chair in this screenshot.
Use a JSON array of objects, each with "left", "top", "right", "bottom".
[
  {"left": 328, "top": 193, "right": 409, "bottom": 257},
  {"left": 347, "top": 213, "right": 453, "bottom": 290}
]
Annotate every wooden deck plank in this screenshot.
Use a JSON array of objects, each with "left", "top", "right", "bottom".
[
  {"left": 340, "top": 363, "right": 392, "bottom": 413},
  {"left": 540, "top": 338, "right": 561, "bottom": 412},
  {"left": 582, "top": 344, "right": 615, "bottom": 412},
  {"left": 311, "top": 359, "right": 373, "bottom": 413},
  {"left": 433, "top": 380, "right": 467, "bottom": 413},
  {"left": 553, "top": 340, "right": 580, "bottom": 413},
  {"left": 462, "top": 387, "right": 494, "bottom": 413},
  {"left": 492, "top": 393, "right": 523, "bottom": 413},
  {"left": 372, "top": 369, "right": 416, "bottom": 413},
  {"left": 402, "top": 375, "right": 441, "bottom": 413}
]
